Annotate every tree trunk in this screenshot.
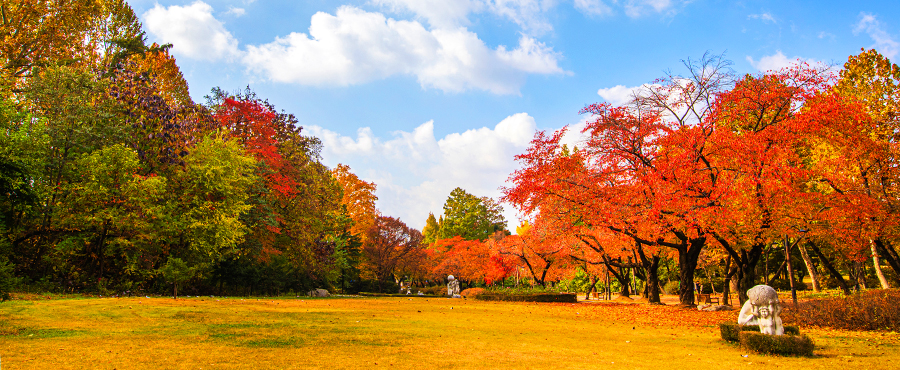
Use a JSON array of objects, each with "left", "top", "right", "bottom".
[
  {"left": 784, "top": 236, "right": 798, "bottom": 307},
  {"left": 722, "top": 255, "right": 737, "bottom": 306},
  {"left": 798, "top": 243, "right": 820, "bottom": 292},
  {"left": 855, "top": 260, "right": 867, "bottom": 290},
  {"left": 808, "top": 241, "right": 851, "bottom": 295},
  {"left": 711, "top": 234, "right": 764, "bottom": 305},
  {"left": 875, "top": 239, "right": 900, "bottom": 285},
  {"left": 605, "top": 266, "right": 611, "bottom": 300},
  {"left": 676, "top": 237, "right": 705, "bottom": 306},
  {"left": 636, "top": 243, "right": 661, "bottom": 303},
  {"left": 769, "top": 258, "right": 787, "bottom": 284},
  {"left": 605, "top": 260, "right": 630, "bottom": 297},
  {"left": 586, "top": 274, "right": 598, "bottom": 299},
  {"left": 872, "top": 240, "right": 891, "bottom": 289},
  {"left": 645, "top": 257, "right": 661, "bottom": 303}
]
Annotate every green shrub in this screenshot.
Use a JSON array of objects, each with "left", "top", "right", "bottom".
[
  {"left": 782, "top": 289, "right": 900, "bottom": 331},
  {"left": 0, "top": 257, "right": 20, "bottom": 302},
  {"left": 419, "top": 285, "right": 447, "bottom": 296},
  {"left": 719, "top": 323, "right": 800, "bottom": 342},
  {"left": 739, "top": 331, "right": 814, "bottom": 356},
  {"left": 475, "top": 293, "right": 577, "bottom": 303},
  {"left": 662, "top": 281, "right": 679, "bottom": 295}
]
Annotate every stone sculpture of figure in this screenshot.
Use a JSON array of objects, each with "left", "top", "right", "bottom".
[
  {"left": 737, "top": 284, "right": 784, "bottom": 335},
  {"left": 447, "top": 275, "right": 460, "bottom": 297}
]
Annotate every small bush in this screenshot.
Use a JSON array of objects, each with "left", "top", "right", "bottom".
[
  {"left": 739, "top": 331, "right": 814, "bottom": 356},
  {"left": 460, "top": 288, "right": 485, "bottom": 297},
  {"left": 782, "top": 289, "right": 900, "bottom": 331},
  {"left": 0, "top": 257, "right": 20, "bottom": 302},
  {"left": 419, "top": 286, "right": 447, "bottom": 296},
  {"left": 719, "top": 323, "right": 800, "bottom": 342},
  {"left": 475, "top": 293, "right": 577, "bottom": 303},
  {"left": 662, "top": 281, "right": 679, "bottom": 295}
]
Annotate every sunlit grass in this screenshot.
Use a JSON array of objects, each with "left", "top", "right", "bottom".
[{"left": 1, "top": 295, "right": 897, "bottom": 369}]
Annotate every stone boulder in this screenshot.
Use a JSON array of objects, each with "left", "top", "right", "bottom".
[
  {"left": 308, "top": 288, "right": 330, "bottom": 297},
  {"left": 698, "top": 304, "right": 733, "bottom": 312}
]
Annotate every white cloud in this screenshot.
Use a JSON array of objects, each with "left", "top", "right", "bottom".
[
  {"left": 748, "top": 13, "right": 776, "bottom": 23},
  {"left": 818, "top": 31, "right": 835, "bottom": 40},
  {"left": 375, "top": 0, "right": 688, "bottom": 30},
  {"left": 574, "top": 0, "right": 612, "bottom": 17},
  {"left": 142, "top": 1, "right": 240, "bottom": 61},
  {"left": 374, "top": 0, "right": 555, "bottom": 35},
  {"left": 488, "top": 0, "right": 556, "bottom": 35},
  {"left": 242, "top": 6, "right": 566, "bottom": 94},
  {"left": 596, "top": 84, "right": 646, "bottom": 106},
  {"left": 854, "top": 12, "right": 899, "bottom": 59},
  {"left": 624, "top": 0, "right": 675, "bottom": 18},
  {"left": 371, "top": 0, "right": 484, "bottom": 29},
  {"left": 225, "top": 7, "right": 246, "bottom": 17},
  {"left": 307, "top": 114, "right": 539, "bottom": 230},
  {"left": 746, "top": 51, "right": 821, "bottom": 72}
]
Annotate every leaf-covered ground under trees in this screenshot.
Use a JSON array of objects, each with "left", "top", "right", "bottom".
[{"left": 1, "top": 295, "right": 897, "bottom": 369}]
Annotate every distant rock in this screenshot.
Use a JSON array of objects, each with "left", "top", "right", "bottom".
[
  {"left": 308, "top": 289, "right": 330, "bottom": 297},
  {"left": 697, "top": 304, "right": 733, "bottom": 311}
]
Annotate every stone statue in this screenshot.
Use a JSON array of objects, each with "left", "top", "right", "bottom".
[
  {"left": 737, "top": 284, "right": 784, "bottom": 335},
  {"left": 447, "top": 275, "right": 460, "bottom": 297}
]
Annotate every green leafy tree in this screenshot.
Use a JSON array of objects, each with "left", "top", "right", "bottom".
[
  {"left": 54, "top": 144, "right": 167, "bottom": 289},
  {"left": 0, "top": 256, "right": 18, "bottom": 301},
  {"left": 438, "top": 187, "right": 507, "bottom": 241},
  {"left": 159, "top": 257, "right": 194, "bottom": 299},
  {"left": 162, "top": 132, "right": 258, "bottom": 268}
]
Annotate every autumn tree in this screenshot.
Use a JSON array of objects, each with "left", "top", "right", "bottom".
[
  {"left": 332, "top": 163, "right": 378, "bottom": 239},
  {"left": 708, "top": 64, "right": 835, "bottom": 302},
  {"left": 826, "top": 48, "right": 900, "bottom": 286},
  {"left": 361, "top": 216, "right": 423, "bottom": 291},
  {"left": 505, "top": 54, "right": 736, "bottom": 305},
  {"left": 421, "top": 213, "right": 440, "bottom": 246},
  {"left": 494, "top": 218, "right": 573, "bottom": 288}
]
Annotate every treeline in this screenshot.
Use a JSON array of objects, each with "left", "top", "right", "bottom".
[{"left": 0, "top": 0, "right": 416, "bottom": 298}]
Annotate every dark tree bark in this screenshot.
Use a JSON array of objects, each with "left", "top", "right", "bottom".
[
  {"left": 722, "top": 254, "right": 738, "bottom": 306},
  {"left": 712, "top": 234, "right": 765, "bottom": 304},
  {"left": 808, "top": 241, "right": 851, "bottom": 295},
  {"left": 669, "top": 235, "right": 706, "bottom": 306},
  {"left": 635, "top": 242, "right": 661, "bottom": 303},
  {"left": 875, "top": 239, "right": 900, "bottom": 285}
]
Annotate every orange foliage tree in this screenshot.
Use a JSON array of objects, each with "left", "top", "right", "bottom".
[{"left": 331, "top": 164, "right": 378, "bottom": 240}]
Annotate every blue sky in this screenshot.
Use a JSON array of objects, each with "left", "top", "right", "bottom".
[{"left": 130, "top": 0, "right": 900, "bottom": 230}]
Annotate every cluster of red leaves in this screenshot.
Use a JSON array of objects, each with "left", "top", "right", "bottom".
[{"left": 213, "top": 97, "right": 299, "bottom": 198}]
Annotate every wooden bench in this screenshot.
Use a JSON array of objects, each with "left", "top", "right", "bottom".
[{"left": 697, "top": 293, "right": 720, "bottom": 305}]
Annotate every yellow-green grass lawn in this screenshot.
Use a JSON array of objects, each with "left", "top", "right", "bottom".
[{"left": 1, "top": 295, "right": 898, "bottom": 369}]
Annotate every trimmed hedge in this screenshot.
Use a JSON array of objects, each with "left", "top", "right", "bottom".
[
  {"left": 718, "top": 323, "right": 800, "bottom": 342},
  {"left": 475, "top": 293, "right": 577, "bottom": 303},
  {"left": 739, "top": 331, "right": 814, "bottom": 356}
]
